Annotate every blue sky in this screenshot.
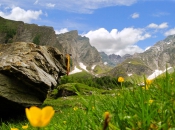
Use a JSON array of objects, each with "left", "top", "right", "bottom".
[{"left": 0, "top": 0, "right": 175, "bottom": 56}]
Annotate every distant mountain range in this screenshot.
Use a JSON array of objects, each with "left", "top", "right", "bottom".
[
  {"left": 104, "top": 34, "right": 175, "bottom": 79},
  {"left": 99, "top": 52, "right": 132, "bottom": 66},
  {"left": 1, "top": 16, "right": 175, "bottom": 79}
]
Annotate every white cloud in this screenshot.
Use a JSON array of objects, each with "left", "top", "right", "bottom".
[
  {"left": 84, "top": 28, "right": 150, "bottom": 56},
  {"left": 164, "top": 28, "right": 175, "bottom": 36},
  {"left": 46, "top": 3, "right": 55, "bottom": 8},
  {"left": 55, "top": 28, "right": 69, "bottom": 34},
  {"left": 0, "top": 7, "right": 42, "bottom": 23},
  {"left": 147, "top": 22, "right": 168, "bottom": 29},
  {"left": 116, "top": 45, "right": 143, "bottom": 56},
  {"left": 159, "top": 22, "right": 168, "bottom": 29},
  {"left": 131, "top": 13, "right": 139, "bottom": 19}
]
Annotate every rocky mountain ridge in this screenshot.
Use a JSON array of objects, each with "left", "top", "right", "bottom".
[
  {"left": 105, "top": 34, "right": 175, "bottom": 78},
  {"left": 100, "top": 52, "right": 132, "bottom": 66},
  {"left": 56, "top": 30, "right": 102, "bottom": 68}
]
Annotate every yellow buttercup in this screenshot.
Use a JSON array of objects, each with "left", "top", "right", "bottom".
[
  {"left": 118, "top": 77, "right": 124, "bottom": 83},
  {"left": 25, "top": 106, "right": 55, "bottom": 127}
]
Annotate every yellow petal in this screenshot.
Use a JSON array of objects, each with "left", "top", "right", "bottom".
[
  {"left": 25, "top": 108, "right": 31, "bottom": 121},
  {"left": 149, "top": 100, "right": 154, "bottom": 104},
  {"left": 118, "top": 77, "right": 124, "bottom": 82},
  {"left": 11, "top": 128, "right": 19, "bottom": 130},
  {"left": 26, "top": 106, "right": 42, "bottom": 127},
  {"left": 40, "top": 106, "right": 55, "bottom": 127},
  {"left": 146, "top": 79, "right": 152, "bottom": 85},
  {"left": 22, "top": 124, "right": 28, "bottom": 129}
]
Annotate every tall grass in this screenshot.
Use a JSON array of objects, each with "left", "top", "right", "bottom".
[{"left": 1, "top": 71, "right": 175, "bottom": 130}]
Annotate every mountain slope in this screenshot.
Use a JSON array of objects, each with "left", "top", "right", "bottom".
[
  {"left": 0, "top": 16, "right": 57, "bottom": 47},
  {"left": 56, "top": 30, "right": 102, "bottom": 68},
  {"left": 105, "top": 34, "right": 175, "bottom": 78},
  {"left": 134, "top": 35, "right": 175, "bottom": 70}
]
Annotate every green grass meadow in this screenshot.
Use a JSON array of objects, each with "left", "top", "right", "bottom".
[{"left": 1, "top": 70, "right": 175, "bottom": 130}]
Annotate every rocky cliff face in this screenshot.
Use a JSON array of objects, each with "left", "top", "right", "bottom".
[
  {"left": 0, "top": 17, "right": 58, "bottom": 47},
  {"left": 56, "top": 30, "right": 102, "bottom": 67}
]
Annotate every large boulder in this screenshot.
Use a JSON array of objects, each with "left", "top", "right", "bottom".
[{"left": 0, "top": 42, "right": 67, "bottom": 117}]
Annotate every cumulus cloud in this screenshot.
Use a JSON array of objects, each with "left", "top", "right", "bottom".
[
  {"left": 55, "top": 28, "right": 69, "bottom": 34},
  {"left": 164, "top": 28, "right": 175, "bottom": 36},
  {"left": 147, "top": 22, "right": 168, "bottom": 29},
  {"left": 0, "top": 7, "right": 42, "bottom": 23},
  {"left": 131, "top": 13, "right": 139, "bottom": 19},
  {"left": 84, "top": 28, "right": 150, "bottom": 56}
]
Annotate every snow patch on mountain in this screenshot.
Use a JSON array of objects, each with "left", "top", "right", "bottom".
[
  {"left": 147, "top": 70, "right": 163, "bottom": 80},
  {"left": 147, "top": 67, "right": 172, "bottom": 80},
  {"left": 145, "top": 46, "right": 151, "bottom": 51},
  {"left": 104, "top": 62, "right": 108, "bottom": 65},
  {"left": 70, "top": 62, "right": 94, "bottom": 75},
  {"left": 79, "top": 62, "right": 89, "bottom": 72},
  {"left": 91, "top": 65, "right": 96, "bottom": 70},
  {"left": 69, "top": 66, "right": 82, "bottom": 75}
]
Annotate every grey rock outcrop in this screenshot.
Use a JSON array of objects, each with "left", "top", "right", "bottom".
[
  {"left": 56, "top": 30, "right": 102, "bottom": 67},
  {"left": 0, "top": 42, "right": 67, "bottom": 117}
]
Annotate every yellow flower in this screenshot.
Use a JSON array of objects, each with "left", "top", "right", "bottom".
[
  {"left": 149, "top": 100, "right": 154, "bottom": 104},
  {"left": 11, "top": 128, "right": 19, "bottom": 130},
  {"left": 92, "top": 106, "right": 95, "bottom": 110},
  {"left": 22, "top": 124, "right": 28, "bottom": 129},
  {"left": 118, "top": 77, "right": 124, "bottom": 83},
  {"left": 25, "top": 106, "right": 55, "bottom": 127},
  {"left": 146, "top": 79, "right": 152, "bottom": 85},
  {"left": 73, "top": 106, "right": 78, "bottom": 111}
]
